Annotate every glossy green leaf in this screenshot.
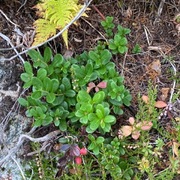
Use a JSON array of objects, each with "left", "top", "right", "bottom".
[
  {"left": 32, "top": 77, "right": 43, "bottom": 89},
  {"left": 101, "top": 49, "right": 112, "bottom": 64},
  {"left": 28, "top": 49, "right": 43, "bottom": 62},
  {"left": 77, "top": 90, "right": 91, "bottom": 103},
  {"left": 21, "top": 73, "right": 32, "bottom": 83},
  {"left": 43, "top": 77, "right": 52, "bottom": 91},
  {"left": 59, "top": 119, "right": 67, "bottom": 131},
  {"left": 104, "top": 115, "right": 116, "bottom": 123},
  {"left": 37, "top": 68, "right": 47, "bottom": 80},
  {"left": 31, "top": 91, "right": 42, "bottom": 100},
  {"left": 44, "top": 47, "right": 52, "bottom": 63},
  {"left": 65, "top": 90, "right": 76, "bottom": 97},
  {"left": 54, "top": 119, "right": 60, "bottom": 126},
  {"left": 34, "top": 119, "right": 43, "bottom": 127},
  {"left": 46, "top": 92, "right": 55, "bottom": 103},
  {"left": 18, "top": 98, "right": 28, "bottom": 107},
  {"left": 89, "top": 51, "right": 99, "bottom": 61},
  {"left": 96, "top": 136, "right": 104, "bottom": 144},
  {"left": 93, "top": 91, "right": 105, "bottom": 104},
  {"left": 52, "top": 54, "right": 64, "bottom": 67},
  {"left": 90, "top": 119, "right": 99, "bottom": 131},
  {"left": 51, "top": 79, "right": 59, "bottom": 92},
  {"left": 62, "top": 77, "right": 71, "bottom": 90},
  {"left": 24, "top": 61, "right": 33, "bottom": 74}
]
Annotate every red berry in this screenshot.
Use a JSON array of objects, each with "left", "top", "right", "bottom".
[
  {"left": 75, "top": 156, "right": 82, "bottom": 165},
  {"left": 80, "top": 148, "right": 88, "bottom": 155}
]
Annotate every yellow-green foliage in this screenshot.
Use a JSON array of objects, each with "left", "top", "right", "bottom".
[{"left": 33, "top": 0, "right": 88, "bottom": 47}]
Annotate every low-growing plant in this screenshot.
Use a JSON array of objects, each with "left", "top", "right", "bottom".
[
  {"left": 101, "top": 16, "right": 115, "bottom": 37},
  {"left": 132, "top": 44, "right": 142, "bottom": 54},
  {"left": 19, "top": 27, "right": 132, "bottom": 132},
  {"left": 19, "top": 16, "right": 138, "bottom": 179},
  {"left": 100, "top": 137, "right": 134, "bottom": 180}
]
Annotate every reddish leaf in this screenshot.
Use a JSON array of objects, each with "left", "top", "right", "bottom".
[
  {"left": 142, "top": 95, "right": 149, "bottom": 104},
  {"left": 70, "top": 145, "right": 80, "bottom": 157},
  {"left": 129, "top": 117, "right": 135, "bottom": 125},
  {"left": 95, "top": 86, "right": 99, "bottom": 92},
  {"left": 132, "top": 131, "right": 140, "bottom": 140},
  {"left": 87, "top": 82, "right": 96, "bottom": 93},
  {"left": 97, "top": 81, "right": 107, "bottom": 89},
  {"left": 120, "top": 126, "right": 133, "bottom": 137},
  {"left": 140, "top": 121, "right": 153, "bottom": 131},
  {"left": 155, "top": 101, "right": 167, "bottom": 108}
]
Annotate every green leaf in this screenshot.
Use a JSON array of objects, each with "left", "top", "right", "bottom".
[
  {"left": 37, "top": 68, "right": 47, "bottom": 80},
  {"left": 89, "top": 51, "right": 99, "bottom": 61},
  {"left": 62, "top": 77, "right": 71, "bottom": 90},
  {"left": 46, "top": 92, "right": 55, "bottom": 103},
  {"left": 21, "top": 73, "right": 32, "bottom": 83},
  {"left": 93, "top": 146, "right": 100, "bottom": 155},
  {"left": 96, "top": 108, "right": 104, "bottom": 119},
  {"left": 31, "top": 91, "right": 42, "bottom": 100},
  {"left": 46, "top": 64, "right": 54, "bottom": 75},
  {"left": 52, "top": 54, "right": 64, "bottom": 67},
  {"left": 101, "top": 49, "right": 112, "bottom": 64},
  {"left": 34, "top": 119, "right": 43, "bottom": 127},
  {"left": 23, "top": 81, "right": 32, "bottom": 89},
  {"left": 88, "top": 134, "right": 95, "bottom": 141},
  {"left": 65, "top": 90, "right": 76, "bottom": 97},
  {"left": 18, "top": 98, "right": 28, "bottom": 107},
  {"left": 120, "top": 37, "right": 128, "bottom": 45},
  {"left": 42, "top": 116, "right": 53, "bottom": 126},
  {"left": 43, "top": 77, "right": 52, "bottom": 91},
  {"left": 77, "top": 90, "right": 91, "bottom": 103},
  {"left": 52, "top": 95, "right": 64, "bottom": 106},
  {"left": 59, "top": 119, "right": 67, "bottom": 131},
  {"left": 24, "top": 61, "right": 33, "bottom": 74},
  {"left": 104, "top": 115, "right": 116, "bottom": 123},
  {"left": 54, "top": 119, "right": 60, "bottom": 126},
  {"left": 88, "top": 142, "right": 95, "bottom": 150},
  {"left": 80, "top": 116, "right": 89, "bottom": 124},
  {"left": 32, "top": 77, "right": 43, "bottom": 90},
  {"left": 44, "top": 47, "right": 52, "bottom": 63},
  {"left": 97, "top": 136, "right": 104, "bottom": 144},
  {"left": 113, "top": 106, "right": 123, "bottom": 115},
  {"left": 93, "top": 91, "right": 105, "bottom": 104},
  {"left": 28, "top": 49, "right": 43, "bottom": 62},
  {"left": 30, "top": 108, "right": 39, "bottom": 117},
  {"left": 90, "top": 119, "right": 99, "bottom": 131},
  {"left": 51, "top": 79, "right": 59, "bottom": 92},
  {"left": 88, "top": 113, "right": 98, "bottom": 121}
]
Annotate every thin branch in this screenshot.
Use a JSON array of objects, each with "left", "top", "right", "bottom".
[
  {"left": 168, "top": 60, "right": 177, "bottom": 104},
  {"left": 0, "top": 129, "right": 61, "bottom": 166},
  {"left": 0, "top": 9, "right": 20, "bottom": 27},
  {"left": 11, "top": 156, "right": 26, "bottom": 180},
  {"left": 0, "top": 32, "right": 25, "bottom": 63},
  {"left": 3, "top": 0, "right": 93, "bottom": 62}
]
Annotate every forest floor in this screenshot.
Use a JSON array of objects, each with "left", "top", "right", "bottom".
[{"left": 0, "top": 0, "right": 179, "bottom": 179}]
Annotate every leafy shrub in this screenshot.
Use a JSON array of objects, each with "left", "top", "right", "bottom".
[
  {"left": 19, "top": 35, "right": 131, "bottom": 133},
  {"left": 19, "top": 17, "right": 134, "bottom": 179}
]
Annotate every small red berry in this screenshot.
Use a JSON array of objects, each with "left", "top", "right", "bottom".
[
  {"left": 80, "top": 148, "right": 88, "bottom": 155},
  {"left": 75, "top": 156, "right": 82, "bottom": 165}
]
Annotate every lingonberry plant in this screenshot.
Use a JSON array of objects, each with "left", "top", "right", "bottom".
[{"left": 19, "top": 16, "right": 134, "bottom": 179}]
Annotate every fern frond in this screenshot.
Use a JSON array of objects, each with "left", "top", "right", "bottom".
[
  {"left": 32, "top": 19, "right": 56, "bottom": 46},
  {"left": 32, "top": 0, "right": 89, "bottom": 47}
]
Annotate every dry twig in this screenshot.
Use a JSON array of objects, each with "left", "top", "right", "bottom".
[{"left": 0, "top": 129, "right": 61, "bottom": 166}]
